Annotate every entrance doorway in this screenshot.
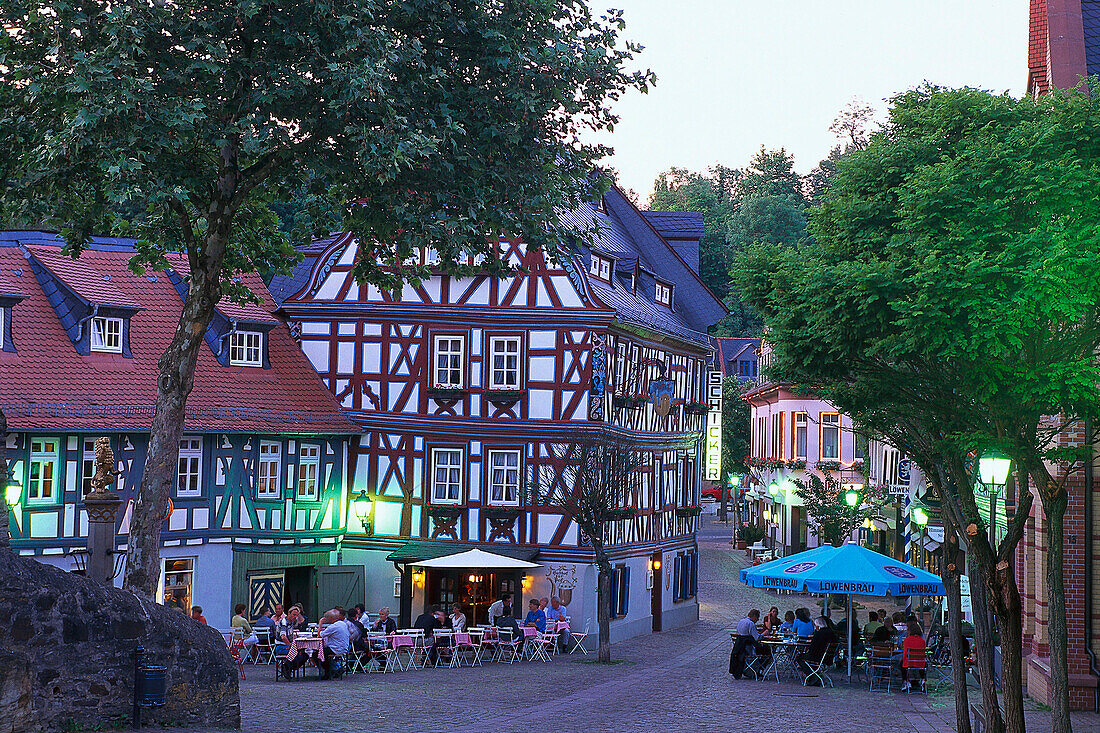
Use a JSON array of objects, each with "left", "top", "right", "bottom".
[
  {"left": 651, "top": 553, "right": 663, "bottom": 632},
  {"left": 284, "top": 566, "right": 314, "bottom": 619},
  {"left": 425, "top": 570, "right": 520, "bottom": 625}
]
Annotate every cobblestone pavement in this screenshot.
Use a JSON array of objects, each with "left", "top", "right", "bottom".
[{"left": 201, "top": 515, "right": 1100, "bottom": 733}]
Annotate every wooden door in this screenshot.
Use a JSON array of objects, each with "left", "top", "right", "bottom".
[
  {"left": 317, "top": 565, "right": 366, "bottom": 614},
  {"left": 247, "top": 571, "right": 284, "bottom": 620}
]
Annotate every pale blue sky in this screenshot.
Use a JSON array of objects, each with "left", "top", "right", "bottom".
[{"left": 588, "top": 0, "right": 1029, "bottom": 200}]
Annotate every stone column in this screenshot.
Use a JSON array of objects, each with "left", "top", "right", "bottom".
[{"left": 83, "top": 491, "right": 121, "bottom": 585}]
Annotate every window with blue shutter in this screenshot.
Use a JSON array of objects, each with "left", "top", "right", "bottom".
[
  {"left": 672, "top": 556, "right": 682, "bottom": 602},
  {"left": 690, "top": 553, "right": 698, "bottom": 597},
  {"left": 609, "top": 567, "right": 620, "bottom": 617},
  {"left": 620, "top": 566, "right": 630, "bottom": 616}
]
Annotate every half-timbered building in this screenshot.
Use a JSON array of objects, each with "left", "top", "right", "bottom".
[
  {"left": 0, "top": 231, "right": 359, "bottom": 628},
  {"left": 271, "top": 186, "right": 726, "bottom": 638}
]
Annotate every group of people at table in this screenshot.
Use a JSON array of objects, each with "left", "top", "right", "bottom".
[
  {"left": 730, "top": 605, "right": 929, "bottom": 691},
  {"left": 204, "top": 591, "right": 571, "bottom": 680}
]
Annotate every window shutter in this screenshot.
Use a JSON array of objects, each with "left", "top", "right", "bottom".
[
  {"left": 621, "top": 567, "right": 630, "bottom": 616},
  {"left": 609, "top": 568, "right": 620, "bottom": 618},
  {"left": 672, "top": 556, "right": 682, "bottom": 601},
  {"left": 690, "top": 553, "right": 698, "bottom": 597}
]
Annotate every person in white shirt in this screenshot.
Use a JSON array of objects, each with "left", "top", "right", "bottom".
[
  {"left": 450, "top": 604, "right": 467, "bottom": 633},
  {"left": 318, "top": 610, "right": 351, "bottom": 679},
  {"left": 488, "top": 592, "right": 512, "bottom": 626}
]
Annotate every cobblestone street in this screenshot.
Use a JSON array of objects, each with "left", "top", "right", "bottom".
[{"left": 211, "top": 515, "right": 1100, "bottom": 733}]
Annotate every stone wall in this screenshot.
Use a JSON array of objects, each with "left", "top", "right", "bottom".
[{"left": 0, "top": 550, "right": 239, "bottom": 732}]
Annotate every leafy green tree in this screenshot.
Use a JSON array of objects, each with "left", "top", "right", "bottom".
[
  {"left": 0, "top": 0, "right": 652, "bottom": 596},
  {"left": 649, "top": 167, "right": 733, "bottom": 296},
  {"left": 721, "top": 376, "right": 753, "bottom": 478},
  {"left": 735, "top": 85, "right": 1100, "bottom": 733},
  {"left": 793, "top": 474, "right": 873, "bottom": 546}
]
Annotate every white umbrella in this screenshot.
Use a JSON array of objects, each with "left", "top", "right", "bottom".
[{"left": 410, "top": 548, "right": 539, "bottom": 569}]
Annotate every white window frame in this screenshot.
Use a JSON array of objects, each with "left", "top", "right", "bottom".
[
  {"left": 90, "top": 316, "right": 123, "bottom": 353},
  {"left": 794, "top": 412, "right": 808, "bottom": 460},
  {"left": 820, "top": 413, "right": 841, "bottom": 460},
  {"left": 488, "top": 336, "right": 522, "bottom": 390},
  {"left": 177, "top": 436, "right": 203, "bottom": 497},
  {"left": 589, "top": 254, "right": 612, "bottom": 281},
  {"left": 161, "top": 557, "right": 195, "bottom": 613},
  {"left": 431, "top": 448, "right": 464, "bottom": 504},
  {"left": 81, "top": 437, "right": 98, "bottom": 495},
  {"left": 27, "top": 438, "right": 60, "bottom": 505},
  {"left": 486, "top": 449, "right": 522, "bottom": 506},
  {"left": 655, "top": 281, "right": 672, "bottom": 307},
  {"left": 256, "top": 441, "right": 282, "bottom": 499},
  {"left": 297, "top": 444, "right": 320, "bottom": 500},
  {"left": 229, "top": 330, "right": 264, "bottom": 367},
  {"left": 432, "top": 334, "right": 465, "bottom": 388}
]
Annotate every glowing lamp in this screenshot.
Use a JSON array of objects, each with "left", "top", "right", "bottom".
[
  {"left": 4, "top": 476, "right": 21, "bottom": 508},
  {"left": 912, "top": 507, "right": 929, "bottom": 526},
  {"left": 978, "top": 451, "right": 1012, "bottom": 489},
  {"left": 652, "top": 559, "right": 662, "bottom": 571},
  {"left": 768, "top": 480, "right": 780, "bottom": 497},
  {"left": 843, "top": 487, "right": 861, "bottom": 507}
]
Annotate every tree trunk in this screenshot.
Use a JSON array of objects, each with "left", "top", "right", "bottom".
[
  {"left": 0, "top": 407, "right": 9, "bottom": 549},
  {"left": 941, "top": 514, "right": 972, "bottom": 733},
  {"left": 1045, "top": 492, "right": 1072, "bottom": 733},
  {"left": 595, "top": 552, "right": 612, "bottom": 663},
  {"left": 992, "top": 557, "right": 1027, "bottom": 733},
  {"left": 969, "top": 553, "right": 1005, "bottom": 733},
  {"left": 122, "top": 256, "right": 225, "bottom": 597}
]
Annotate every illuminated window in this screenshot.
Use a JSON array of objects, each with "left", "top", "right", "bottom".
[{"left": 27, "top": 438, "right": 59, "bottom": 505}]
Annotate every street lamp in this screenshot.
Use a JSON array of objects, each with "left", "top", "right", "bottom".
[
  {"left": 843, "top": 486, "right": 861, "bottom": 507},
  {"left": 4, "top": 475, "right": 21, "bottom": 509},
  {"left": 768, "top": 480, "right": 780, "bottom": 497},
  {"left": 352, "top": 490, "right": 373, "bottom": 536}
]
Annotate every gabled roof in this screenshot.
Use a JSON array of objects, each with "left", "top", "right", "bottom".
[
  {"left": 641, "top": 211, "right": 705, "bottom": 239},
  {"left": 0, "top": 231, "right": 357, "bottom": 434},
  {"left": 25, "top": 247, "right": 142, "bottom": 309},
  {"left": 713, "top": 337, "right": 760, "bottom": 375}
]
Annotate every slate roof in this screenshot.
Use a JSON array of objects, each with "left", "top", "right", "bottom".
[
  {"left": 272, "top": 184, "right": 727, "bottom": 349},
  {"left": 641, "top": 211, "right": 705, "bottom": 239},
  {"left": 1085, "top": 0, "right": 1100, "bottom": 78},
  {"left": 713, "top": 337, "right": 760, "bottom": 376},
  {"left": 0, "top": 231, "right": 358, "bottom": 434}
]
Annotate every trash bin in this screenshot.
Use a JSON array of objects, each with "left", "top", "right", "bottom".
[{"left": 135, "top": 665, "right": 167, "bottom": 707}]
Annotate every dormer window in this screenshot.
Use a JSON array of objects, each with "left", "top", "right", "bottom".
[
  {"left": 655, "top": 281, "right": 672, "bottom": 307},
  {"left": 90, "top": 316, "right": 124, "bottom": 353},
  {"left": 589, "top": 254, "right": 612, "bottom": 282},
  {"left": 229, "top": 331, "right": 264, "bottom": 367}
]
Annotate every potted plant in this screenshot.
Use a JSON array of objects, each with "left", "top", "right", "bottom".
[
  {"left": 737, "top": 524, "right": 766, "bottom": 553},
  {"left": 426, "top": 505, "right": 464, "bottom": 520},
  {"left": 608, "top": 506, "right": 638, "bottom": 520},
  {"left": 484, "top": 506, "right": 523, "bottom": 522}
]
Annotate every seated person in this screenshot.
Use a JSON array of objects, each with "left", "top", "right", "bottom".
[
  {"left": 450, "top": 604, "right": 467, "bottom": 634},
  {"left": 901, "top": 620, "right": 928, "bottom": 691},
  {"left": 778, "top": 610, "right": 796, "bottom": 635},
  {"left": 346, "top": 606, "right": 367, "bottom": 651},
  {"left": 190, "top": 606, "right": 207, "bottom": 625},
  {"left": 546, "top": 597, "right": 569, "bottom": 651},
  {"left": 230, "top": 603, "right": 260, "bottom": 658},
  {"left": 792, "top": 607, "right": 814, "bottom": 639},
  {"left": 494, "top": 601, "right": 521, "bottom": 640},
  {"left": 797, "top": 618, "right": 838, "bottom": 683},
  {"left": 762, "top": 606, "right": 781, "bottom": 634},
  {"left": 729, "top": 609, "right": 769, "bottom": 679},
  {"left": 522, "top": 598, "right": 547, "bottom": 633},
  {"left": 414, "top": 607, "right": 446, "bottom": 666},
  {"left": 863, "top": 611, "right": 883, "bottom": 640},
  {"left": 276, "top": 605, "right": 308, "bottom": 656},
  {"left": 369, "top": 606, "right": 399, "bottom": 668},
  {"left": 318, "top": 610, "right": 351, "bottom": 679}
]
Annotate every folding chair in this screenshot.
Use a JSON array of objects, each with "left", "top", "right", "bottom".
[
  {"left": 228, "top": 637, "right": 246, "bottom": 680},
  {"left": 567, "top": 621, "right": 590, "bottom": 655},
  {"left": 801, "top": 643, "right": 838, "bottom": 688},
  {"left": 383, "top": 635, "right": 414, "bottom": 672},
  {"left": 530, "top": 631, "right": 557, "bottom": 662},
  {"left": 450, "top": 633, "right": 481, "bottom": 667},
  {"left": 496, "top": 628, "right": 522, "bottom": 663},
  {"left": 868, "top": 645, "right": 896, "bottom": 693},
  {"left": 520, "top": 627, "right": 539, "bottom": 660},
  {"left": 902, "top": 647, "right": 928, "bottom": 693},
  {"left": 478, "top": 627, "right": 501, "bottom": 663},
  {"left": 254, "top": 629, "right": 275, "bottom": 665}
]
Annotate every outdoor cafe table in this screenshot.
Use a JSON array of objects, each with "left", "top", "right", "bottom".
[
  {"left": 284, "top": 635, "right": 325, "bottom": 676},
  {"left": 758, "top": 638, "right": 807, "bottom": 683}
]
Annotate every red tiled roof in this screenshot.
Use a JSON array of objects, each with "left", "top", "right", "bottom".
[
  {"left": 167, "top": 255, "right": 279, "bottom": 324},
  {"left": 0, "top": 235, "right": 358, "bottom": 434},
  {"left": 27, "top": 246, "right": 142, "bottom": 308}
]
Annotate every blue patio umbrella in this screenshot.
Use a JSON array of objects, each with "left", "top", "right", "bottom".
[{"left": 740, "top": 542, "right": 945, "bottom": 681}]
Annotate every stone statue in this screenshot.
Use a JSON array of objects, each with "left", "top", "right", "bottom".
[{"left": 88, "top": 436, "right": 121, "bottom": 496}]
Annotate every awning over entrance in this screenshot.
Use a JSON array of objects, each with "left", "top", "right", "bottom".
[
  {"left": 385, "top": 541, "right": 539, "bottom": 564},
  {"left": 410, "top": 548, "right": 539, "bottom": 569}
]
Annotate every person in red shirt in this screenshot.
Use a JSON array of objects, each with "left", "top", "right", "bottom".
[
  {"left": 901, "top": 620, "right": 927, "bottom": 691},
  {"left": 190, "top": 606, "right": 207, "bottom": 625}
]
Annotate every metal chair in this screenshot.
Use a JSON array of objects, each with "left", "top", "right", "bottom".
[
  {"left": 253, "top": 629, "right": 275, "bottom": 665},
  {"left": 450, "top": 632, "right": 481, "bottom": 667},
  {"left": 496, "top": 628, "right": 522, "bottom": 663},
  {"left": 869, "top": 644, "right": 896, "bottom": 693},
  {"left": 801, "top": 643, "right": 838, "bottom": 688},
  {"left": 567, "top": 621, "right": 590, "bottom": 655},
  {"left": 902, "top": 646, "right": 928, "bottom": 693}
]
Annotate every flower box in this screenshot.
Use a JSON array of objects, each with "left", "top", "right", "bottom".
[
  {"left": 814, "top": 460, "right": 842, "bottom": 472},
  {"left": 608, "top": 507, "right": 638, "bottom": 520},
  {"left": 684, "top": 401, "right": 710, "bottom": 416},
  {"left": 484, "top": 389, "right": 525, "bottom": 404},
  {"left": 427, "top": 386, "right": 468, "bottom": 401},
  {"left": 484, "top": 506, "right": 523, "bottom": 521},
  {"left": 675, "top": 506, "right": 703, "bottom": 517},
  {"left": 786, "top": 459, "right": 807, "bottom": 470},
  {"left": 612, "top": 394, "right": 647, "bottom": 409},
  {"left": 427, "top": 505, "right": 464, "bottom": 520}
]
